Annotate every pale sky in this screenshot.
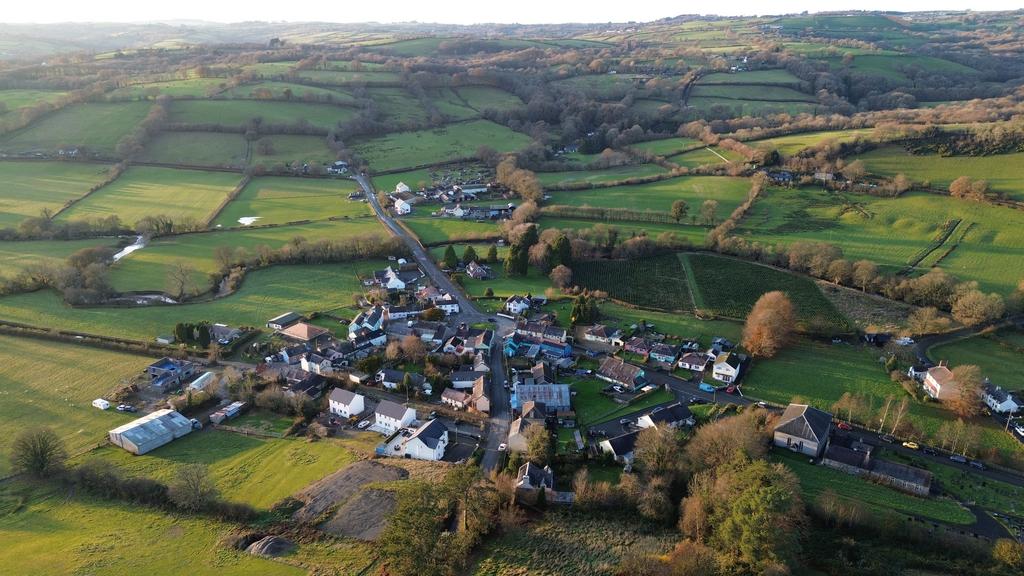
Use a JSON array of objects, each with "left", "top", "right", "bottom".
[{"left": 0, "top": 0, "right": 1020, "bottom": 25}]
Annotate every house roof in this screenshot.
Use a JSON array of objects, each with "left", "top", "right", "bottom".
[
  {"left": 679, "top": 352, "right": 707, "bottom": 365},
  {"left": 650, "top": 343, "right": 679, "bottom": 357},
  {"left": 409, "top": 419, "right": 448, "bottom": 449},
  {"left": 376, "top": 400, "right": 412, "bottom": 421},
  {"left": 603, "top": 430, "right": 639, "bottom": 457},
  {"left": 380, "top": 369, "right": 425, "bottom": 385},
  {"left": 775, "top": 404, "right": 832, "bottom": 443},
  {"left": 983, "top": 383, "right": 1015, "bottom": 404},
  {"left": 598, "top": 356, "right": 644, "bottom": 385},
  {"left": 451, "top": 370, "right": 488, "bottom": 382},
  {"left": 442, "top": 388, "right": 470, "bottom": 403},
  {"left": 624, "top": 336, "right": 652, "bottom": 353},
  {"left": 530, "top": 362, "right": 555, "bottom": 384},
  {"left": 927, "top": 366, "right": 956, "bottom": 388},
  {"left": 714, "top": 351, "right": 741, "bottom": 369},
  {"left": 279, "top": 322, "right": 329, "bottom": 342},
  {"left": 508, "top": 417, "right": 534, "bottom": 437},
  {"left": 517, "top": 462, "right": 554, "bottom": 489},
  {"left": 516, "top": 384, "right": 571, "bottom": 408},
  {"left": 329, "top": 388, "right": 360, "bottom": 406},
  {"left": 643, "top": 403, "right": 693, "bottom": 425},
  {"left": 506, "top": 295, "right": 531, "bottom": 306},
  {"left": 585, "top": 324, "right": 619, "bottom": 338},
  {"left": 521, "top": 400, "right": 547, "bottom": 419},
  {"left": 268, "top": 311, "right": 302, "bottom": 326}
]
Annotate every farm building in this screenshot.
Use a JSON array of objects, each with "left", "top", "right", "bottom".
[
  {"left": 108, "top": 409, "right": 193, "bottom": 455},
  {"left": 267, "top": 311, "right": 303, "bottom": 330}
]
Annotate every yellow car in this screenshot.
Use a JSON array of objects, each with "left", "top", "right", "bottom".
[{"left": 902, "top": 441, "right": 920, "bottom": 450}]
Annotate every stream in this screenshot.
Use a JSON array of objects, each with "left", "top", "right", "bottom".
[{"left": 111, "top": 235, "right": 147, "bottom": 262}]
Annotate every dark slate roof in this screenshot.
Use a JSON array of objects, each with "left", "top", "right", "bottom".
[
  {"left": 645, "top": 403, "right": 693, "bottom": 424},
  {"left": 376, "top": 400, "right": 412, "bottom": 421},
  {"left": 983, "top": 383, "right": 1014, "bottom": 403},
  {"left": 521, "top": 400, "right": 547, "bottom": 419},
  {"left": 604, "top": 431, "right": 639, "bottom": 456},
  {"left": 381, "top": 369, "right": 425, "bottom": 385},
  {"left": 409, "top": 419, "right": 448, "bottom": 449},
  {"left": 598, "top": 356, "right": 644, "bottom": 385},
  {"left": 329, "top": 388, "right": 359, "bottom": 405},
  {"left": 518, "top": 462, "right": 554, "bottom": 489},
  {"left": 451, "top": 370, "right": 488, "bottom": 382},
  {"left": 775, "top": 404, "right": 832, "bottom": 443},
  {"left": 269, "top": 311, "right": 302, "bottom": 325}
]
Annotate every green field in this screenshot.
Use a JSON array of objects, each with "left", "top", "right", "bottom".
[
  {"left": 690, "top": 84, "right": 815, "bottom": 102},
  {"left": 698, "top": 69, "right": 804, "bottom": 87},
  {"left": 0, "top": 335, "right": 152, "bottom": 476},
  {"left": 109, "top": 220, "right": 386, "bottom": 292},
  {"left": 167, "top": 100, "right": 356, "bottom": 129},
  {"left": 0, "top": 261, "right": 384, "bottom": 340},
  {"left": 85, "top": 430, "right": 359, "bottom": 509},
  {"left": 737, "top": 188, "right": 1024, "bottom": 294},
  {"left": 222, "top": 81, "right": 357, "bottom": 104},
  {"left": 0, "top": 161, "right": 113, "bottom": 227},
  {"left": 214, "top": 176, "right": 366, "bottom": 227},
  {"left": 455, "top": 86, "right": 523, "bottom": 112},
  {"left": 628, "top": 136, "right": 702, "bottom": 156},
  {"left": 749, "top": 128, "right": 877, "bottom": 156},
  {"left": 0, "top": 237, "right": 120, "bottom": 278},
  {"left": 0, "top": 483, "right": 303, "bottom": 576},
  {"left": 251, "top": 134, "right": 336, "bottom": 165},
  {"left": 536, "top": 164, "right": 669, "bottom": 188},
  {"left": 929, "top": 329, "right": 1024, "bottom": 389},
  {"left": 58, "top": 166, "right": 241, "bottom": 226},
  {"left": 138, "top": 132, "right": 248, "bottom": 167},
  {"left": 828, "top": 54, "right": 977, "bottom": 82},
  {"left": 355, "top": 120, "right": 533, "bottom": 171},
  {"left": 546, "top": 175, "right": 750, "bottom": 216},
  {"left": 106, "top": 78, "right": 230, "bottom": 99},
  {"left": 775, "top": 451, "right": 975, "bottom": 525},
  {"left": 856, "top": 145, "right": 1024, "bottom": 202},
  {"left": 0, "top": 89, "right": 67, "bottom": 113},
  {"left": 687, "top": 96, "right": 819, "bottom": 116},
  {"left": 401, "top": 215, "right": 499, "bottom": 245},
  {"left": 426, "top": 88, "right": 479, "bottom": 120},
  {"left": 537, "top": 217, "right": 708, "bottom": 246},
  {"left": 573, "top": 253, "right": 692, "bottom": 311},
  {"left": 362, "top": 87, "right": 430, "bottom": 123},
  {"left": 685, "top": 253, "right": 849, "bottom": 331},
  {"left": 666, "top": 146, "right": 744, "bottom": 168},
  {"left": 293, "top": 69, "right": 402, "bottom": 85},
  {"left": 0, "top": 102, "right": 151, "bottom": 155}
]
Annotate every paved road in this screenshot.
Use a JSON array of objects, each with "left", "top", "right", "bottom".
[
  {"left": 913, "top": 313, "right": 1024, "bottom": 364},
  {"left": 356, "top": 174, "right": 510, "bottom": 473}
]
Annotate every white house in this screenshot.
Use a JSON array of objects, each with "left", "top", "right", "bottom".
[
  {"left": 924, "top": 365, "right": 959, "bottom": 401},
  {"left": 395, "top": 182, "right": 411, "bottom": 194},
  {"left": 583, "top": 324, "right": 623, "bottom": 346},
  {"left": 982, "top": 383, "right": 1019, "bottom": 414},
  {"left": 677, "top": 352, "right": 709, "bottom": 372},
  {"left": 712, "top": 352, "right": 742, "bottom": 383},
  {"left": 505, "top": 295, "right": 532, "bottom": 316},
  {"left": 328, "top": 388, "right": 365, "bottom": 419},
  {"left": 403, "top": 419, "right": 449, "bottom": 461},
  {"left": 449, "top": 370, "right": 488, "bottom": 390},
  {"left": 773, "top": 404, "right": 833, "bottom": 458},
  {"left": 441, "top": 387, "right": 471, "bottom": 410},
  {"left": 374, "top": 400, "right": 416, "bottom": 434},
  {"left": 377, "top": 369, "right": 426, "bottom": 391},
  {"left": 349, "top": 306, "right": 387, "bottom": 339},
  {"left": 600, "top": 431, "right": 639, "bottom": 464},
  {"left": 434, "top": 293, "right": 460, "bottom": 315},
  {"left": 636, "top": 403, "right": 695, "bottom": 430},
  {"left": 394, "top": 198, "right": 412, "bottom": 215}
]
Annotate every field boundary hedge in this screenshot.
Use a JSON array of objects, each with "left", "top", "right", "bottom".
[
  {"left": 201, "top": 173, "right": 253, "bottom": 228},
  {"left": 130, "top": 160, "right": 245, "bottom": 173},
  {"left": 540, "top": 168, "right": 687, "bottom": 191},
  {"left": 49, "top": 161, "right": 129, "bottom": 219},
  {"left": 0, "top": 317, "right": 180, "bottom": 358},
  {"left": 901, "top": 218, "right": 961, "bottom": 274},
  {"left": 369, "top": 155, "right": 478, "bottom": 176}
]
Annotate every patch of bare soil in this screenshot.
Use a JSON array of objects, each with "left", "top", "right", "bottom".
[
  {"left": 816, "top": 280, "right": 922, "bottom": 333},
  {"left": 291, "top": 460, "right": 407, "bottom": 524},
  {"left": 319, "top": 489, "right": 397, "bottom": 540},
  {"left": 388, "top": 458, "right": 452, "bottom": 482}
]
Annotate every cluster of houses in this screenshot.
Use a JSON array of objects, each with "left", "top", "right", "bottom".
[
  {"left": 387, "top": 176, "right": 515, "bottom": 220},
  {"left": 326, "top": 389, "right": 450, "bottom": 461},
  {"left": 909, "top": 363, "right": 1021, "bottom": 415}
]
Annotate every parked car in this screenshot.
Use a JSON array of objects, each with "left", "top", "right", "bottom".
[
  {"left": 902, "top": 441, "right": 920, "bottom": 450},
  {"left": 698, "top": 382, "right": 716, "bottom": 393},
  {"left": 756, "top": 401, "right": 768, "bottom": 408},
  {"left": 969, "top": 460, "right": 987, "bottom": 470},
  {"left": 725, "top": 385, "right": 737, "bottom": 394},
  {"left": 895, "top": 337, "right": 915, "bottom": 346},
  {"left": 690, "top": 397, "right": 708, "bottom": 405},
  {"left": 879, "top": 434, "right": 896, "bottom": 444},
  {"left": 357, "top": 420, "right": 371, "bottom": 430},
  {"left": 922, "top": 447, "right": 938, "bottom": 456},
  {"left": 619, "top": 418, "right": 632, "bottom": 426},
  {"left": 116, "top": 404, "right": 137, "bottom": 413},
  {"left": 836, "top": 422, "right": 852, "bottom": 431},
  {"left": 498, "top": 443, "right": 507, "bottom": 452},
  {"left": 612, "top": 385, "right": 625, "bottom": 394},
  {"left": 949, "top": 454, "right": 968, "bottom": 464},
  {"left": 428, "top": 411, "right": 437, "bottom": 419},
  {"left": 1015, "top": 425, "right": 1024, "bottom": 436}
]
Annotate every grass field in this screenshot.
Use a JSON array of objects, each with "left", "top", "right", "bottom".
[
  {"left": 0, "top": 335, "right": 152, "bottom": 476},
  {"left": 354, "top": 120, "right": 533, "bottom": 171},
  {"left": 222, "top": 81, "right": 358, "bottom": 104},
  {"left": 58, "top": 166, "right": 241, "bottom": 226},
  {"left": 106, "top": 78, "right": 230, "bottom": 99},
  {"left": 698, "top": 69, "right": 804, "bottom": 87},
  {"left": 684, "top": 253, "right": 850, "bottom": 331},
  {"left": 775, "top": 451, "right": 975, "bottom": 525},
  {"left": 892, "top": 452, "right": 1024, "bottom": 515},
  {"left": 138, "top": 132, "right": 248, "bottom": 167},
  {"left": 426, "top": 88, "right": 479, "bottom": 120},
  {"left": 455, "top": 86, "right": 523, "bottom": 112},
  {"left": 469, "top": 510, "right": 676, "bottom": 576},
  {"left": 293, "top": 69, "right": 402, "bottom": 85},
  {"left": 856, "top": 145, "right": 1024, "bottom": 202},
  {"left": 666, "top": 146, "right": 744, "bottom": 168},
  {"left": 214, "top": 176, "right": 366, "bottom": 227},
  {"left": 929, "top": 329, "right": 1023, "bottom": 389},
  {"left": 737, "top": 188, "right": 1024, "bottom": 294},
  {"left": 0, "top": 161, "right": 113, "bottom": 227},
  {"left": 401, "top": 215, "right": 499, "bottom": 245},
  {"left": 628, "top": 136, "right": 702, "bottom": 156},
  {"left": 109, "top": 220, "right": 386, "bottom": 292},
  {"left": 537, "top": 217, "right": 708, "bottom": 246},
  {"left": 0, "top": 89, "right": 67, "bottom": 113},
  {"left": 0, "top": 237, "right": 120, "bottom": 278},
  {"left": 0, "top": 482, "right": 303, "bottom": 576},
  {"left": 0, "top": 261, "right": 384, "bottom": 340},
  {"left": 748, "top": 128, "right": 877, "bottom": 156},
  {"left": 0, "top": 102, "right": 151, "bottom": 155},
  {"left": 573, "top": 253, "right": 692, "bottom": 311},
  {"left": 690, "top": 84, "right": 816, "bottom": 102},
  {"left": 536, "top": 164, "right": 668, "bottom": 188},
  {"left": 827, "top": 54, "right": 977, "bottom": 82},
  {"left": 361, "top": 87, "right": 430, "bottom": 123},
  {"left": 687, "top": 96, "right": 819, "bottom": 116},
  {"left": 251, "top": 134, "right": 336, "bottom": 165},
  {"left": 546, "top": 175, "right": 750, "bottom": 216},
  {"left": 85, "top": 430, "right": 360, "bottom": 509},
  {"left": 167, "top": 100, "right": 356, "bottom": 129}
]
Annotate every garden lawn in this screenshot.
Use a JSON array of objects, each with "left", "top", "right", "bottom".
[
  {"left": 84, "top": 430, "right": 359, "bottom": 509},
  {"left": 0, "top": 483, "right": 304, "bottom": 576},
  {"left": 856, "top": 146, "right": 1024, "bottom": 202},
  {"left": 0, "top": 161, "right": 112, "bottom": 227},
  {"left": 105, "top": 78, "right": 230, "bottom": 99},
  {"left": 0, "top": 335, "right": 153, "bottom": 476},
  {"left": 167, "top": 100, "right": 356, "bottom": 130},
  {"left": 400, "top": 215, "right": 499, "bottom": 245},
  {"left": 546, "top": 175, "right": 750, "bottom": 215},
  {"left": 737, "top": 188, "right": 1024, "bottom": 295},
  {"left": 214, "top": 176, "right": 367, "bottom": 228},
  {"left": 775, "top": 451, "right": 975, "bottom": 525},
  {"left": 109, "top": 220, "right": 386, "bottom": 292},
  {"left": 684, "top": 253, "right": 849, "bottom": 331},
  {"left": 138, "top": 132, "right": 248, "bottom": 167},
  {"left": 0, "top": 237, "right": 120, "bottom": 279},
  {"left": 628, "top": 137, "right": 702, "bottom": 156},
  {"left": 0, "top": 102, "right": 151, "bottom": 155},
  {"left": 58, "top": 166, "right": 241, "bottom": 226},
  {"left": 929, "top": 330, "right": 1023, "bottom": 390},
  {"left": 536, "top": 164, "right": 668, "bottom": 188},
  {"left": 0, "top": 261, "right": 386, "bottom": 341},
  {"left": 570, "top": 378, "right": 623, "bottom": 426},
  {"left": 354, "top": 120, "right": 533, "bottom": 171},
  {"left": 251, "top": 134, "right": 337, "bottom": 165}
]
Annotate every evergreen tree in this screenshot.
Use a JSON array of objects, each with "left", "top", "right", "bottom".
[
  {"left": 462, "top": 245, "right": 478, "bottom": 265},
  {"left": 442, "top": 245, "right": 458, "bottom": 270},
  {"left": 520, "top": 224, "right": 539, "bottom": 249},
  {"left": 504, "top": 244, "right": 520, "bottom": 276},
  {"left": 174, "top": 322, "right": 188, "bottom": 344},
  {"left": 486, "top": 244, "right": 498, "bottom": 263},
  {"left": 197, "top": 323, "right": 211, "bottom": 349},
  {"left": 552, "top": 235, "right": 572, "bottom": 267}
]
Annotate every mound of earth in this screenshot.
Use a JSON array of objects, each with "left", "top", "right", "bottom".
[
  {"left": 319, "top": 489, "right": 397, "bottom": 540},
  {"left": 246, "top": 535, "right": 294, "bottom": 557},
  {"left": 292, "top": 460, "right": 407, "bottom": 523}
]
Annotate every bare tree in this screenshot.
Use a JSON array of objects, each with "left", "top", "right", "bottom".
[
  {"left": 10, "top": 427, "right": 66, "bottom": 478},
  {"left": 166, "top": 260, "right": 196, "bottom": 300},
  {"left": 168, "top": 464, "right": 218, "bottom": 512}
]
